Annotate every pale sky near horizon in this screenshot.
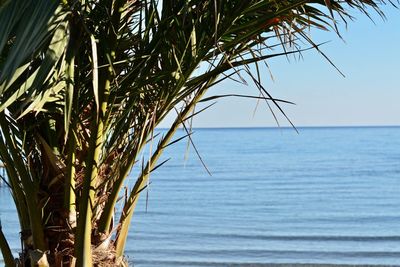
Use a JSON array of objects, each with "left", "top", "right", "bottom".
[{"left": 160, "top": 5, "right": 400, "bottom": 128}]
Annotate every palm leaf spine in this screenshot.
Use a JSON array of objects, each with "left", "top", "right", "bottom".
[
  {"left": 64, "top": 132, "right": 76, "bottom": 215},
  {"left": 74, "top": 122, "right": 99, "bottom": 267},
  {"left": 114, "top": 76, "right": 218, "bottom": 256},
  {"left": 97, "top": 110, "right": 154, "bottom": 235},
  {"left": 0, "top": 224, "right": 15, "bottom": 267},
  {"left": 64, "top": 30, "right": 77, "bottom": 214}
]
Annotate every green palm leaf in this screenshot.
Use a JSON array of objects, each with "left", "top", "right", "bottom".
[{"left": 0, "top": 0, "right": 397, "bottom": 266}]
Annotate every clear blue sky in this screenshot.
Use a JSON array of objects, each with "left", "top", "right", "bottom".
[{"left": 161, "top": 5, "right": 400, "bottom": 128}]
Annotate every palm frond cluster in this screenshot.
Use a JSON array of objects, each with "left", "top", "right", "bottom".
[{"left": 0, "top": 0, "right": 396, "bottom": 266}]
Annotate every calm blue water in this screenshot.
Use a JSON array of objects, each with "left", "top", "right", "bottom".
[{"left": 1, "top": 127, "right": 400, "bottom": 266}]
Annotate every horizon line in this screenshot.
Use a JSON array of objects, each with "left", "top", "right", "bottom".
[{"left": 156, "top": 125, "right": 400, "bottom": 130}]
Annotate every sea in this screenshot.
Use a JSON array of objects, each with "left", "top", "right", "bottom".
[{"left": 1, "top": 127, "right": 400, "bottom": 266}]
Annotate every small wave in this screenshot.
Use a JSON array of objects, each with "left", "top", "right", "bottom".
[
  {"left": 129, "top": 248, "right": 400, "bottom": 259},
  {"left": 132, "top": 259, "right": 400, "bottom": 267},
  {"left": 195, "top": 233, "right": 400, "bottom": 242}
]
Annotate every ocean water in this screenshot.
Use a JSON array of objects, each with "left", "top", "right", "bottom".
[{"left": 1, "top": 127, "right": 400, "bottom": 266}]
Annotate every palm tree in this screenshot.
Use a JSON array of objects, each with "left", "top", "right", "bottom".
[{"left": 0, "top": 0, "right": 396, "bottom": 266}]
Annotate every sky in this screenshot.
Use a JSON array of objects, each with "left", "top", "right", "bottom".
[{"left": 160, "top": 5, "right": 400, "bottom": 128}]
